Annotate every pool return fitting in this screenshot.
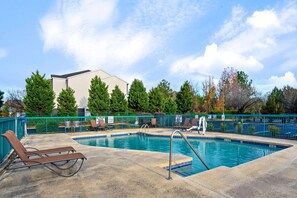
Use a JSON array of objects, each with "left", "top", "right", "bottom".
[{"left": 167, "top": 130, "right": 209, "bottom": 180}]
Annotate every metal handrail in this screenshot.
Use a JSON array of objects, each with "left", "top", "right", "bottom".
[
  {"left": 140, "top": 124, "right": 149, "bottom": 132},
  {"left": 167, "top": 130, "right": 209, "bottom": 180}
]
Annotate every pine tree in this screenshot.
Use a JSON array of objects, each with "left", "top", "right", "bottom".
[
  {"left": 24, "top": 70, "right": 55, "bottom": 116},
  {"left": 88, "top": 76, "right": 110, "bottom": 115},
  {"left": 128, "top": 79, "right": 149, "bottom": 112},
  {"left": 176, "top": 81, "right": 193, "bottom": 114},
  {"left": 57, "top": 87, "right": 78, "bottom": 116},
  {"left": 164, "top": 98, "right": 177, "bottom": 114},
  {"left": 148, "top": 87, "right": 164, "bottom": 113},
  {"left": 157, "top": 79, "right": 172, "bottom": 99},
  {"left": 110, "top": 85, "right": 128, "bottom": 113}
]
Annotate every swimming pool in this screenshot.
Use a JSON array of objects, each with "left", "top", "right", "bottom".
[{"left": 75, "top": 133, "right": 286, "bottom": 176}]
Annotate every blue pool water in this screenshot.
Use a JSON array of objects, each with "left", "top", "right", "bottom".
[{"left": 75, "top": 134, "right": 286, "bottom": 176}]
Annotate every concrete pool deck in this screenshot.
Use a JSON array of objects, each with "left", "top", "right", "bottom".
[{"left": 1, "top": 129, "right": 297, "bottom": 197}]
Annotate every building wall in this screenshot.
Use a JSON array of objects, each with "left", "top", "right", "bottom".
[
  {"left": 51, "top": 77, "right": 67, "bottom": 107},
  {"left": 52, "top": 70, "right": 128, "bottom": 109}
]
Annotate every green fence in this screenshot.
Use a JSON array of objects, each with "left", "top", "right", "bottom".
[
  {"left": 0, "top": 117, "right": 25, "bottom": 163},
  {"left": 26, "top": 114, "right": 297, "bottom": 140}
]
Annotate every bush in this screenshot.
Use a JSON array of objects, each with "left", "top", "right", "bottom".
[
  {"left": 207, "top": 123, "right": 214, "bottom": 131},
  {"left": 268, "top": 125, "right": 280, "bottom": 137},
  {"left": 36, "top": 120, "right": 60, "bottom": 133},
  {"left": 220, "top": 122, "right": 228, "bottom": 132},
  {"left": 249, "top": 126, "right": 255, "bottom": 135}
]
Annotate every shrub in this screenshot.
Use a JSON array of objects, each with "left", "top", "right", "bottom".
[
  {"left": 36, "top": 120, "right": 60, "bottom": 133},
  {"left": 220, "top": 122, "right": 228, "bottom": 132},
  {"left": 207, "top": 123, "right": 214, "bottom": 131},
  {"left": 249, "top": 126, "right": 255, "bottom": 135},
  {"left": 268, "top": 125, "right": 280, "bottom": 137}
]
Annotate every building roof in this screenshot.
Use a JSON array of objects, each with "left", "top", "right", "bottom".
[{"left": 51, "top": 70, "right": 91, "bottom": 78}]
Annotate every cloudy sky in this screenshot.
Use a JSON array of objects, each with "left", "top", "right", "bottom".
[{"left": 1, "top": 0, "right": 297, "bottom": 95}]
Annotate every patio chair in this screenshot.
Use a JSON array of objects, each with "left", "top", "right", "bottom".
[
  {"left": 2, "top": 130, "right": 86, "bottom": 177},
  {"left": 90, "top": 119, "right": 99, "bottom": 131},
  {"left": 73, "top": 121, "right": 80, "bottom": 132},
  {"left": 3, "top": 130, "right": 76, "bottom": 157},
  {"left": 174, "top": 118, "right": 190, "bottom": 131},
  {"left": 64, "top": 121, "right": 71, "bottom": 132},
  {"left": 151, "top": 118, "right": 157, "bottom": 128},
  {"left": 99, "top": 120, "right": 113, "bottom": 130},
  {"left": 186, "top": 118, "right": 198, "bottom": 132}
]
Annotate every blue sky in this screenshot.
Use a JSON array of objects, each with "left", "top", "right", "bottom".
[{"left": 1, "top": 0, "right": 297, "bottom": 96}]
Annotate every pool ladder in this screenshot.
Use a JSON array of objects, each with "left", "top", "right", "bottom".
[
  {"left": 167, "top": 130, "right": 209, "bottom": 180},
  {"left": 140, "top": 124, "right": 149, "bottom": 133}
]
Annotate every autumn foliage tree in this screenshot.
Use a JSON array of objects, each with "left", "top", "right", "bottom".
[
  {"left": 202, "top": 76, "right": 216, "bottom": 113},
  {"left": 218, "top": 67, "right": 258, "bottom": 113}
]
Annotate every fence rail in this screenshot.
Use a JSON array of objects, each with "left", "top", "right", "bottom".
[
  {"left": 0, "top": 117, "right": 25, "bottom": 163},
  {"left": 24, "top": 114, "right": 297, "bottom": 139}
]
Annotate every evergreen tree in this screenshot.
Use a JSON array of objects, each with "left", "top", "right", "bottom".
[
  {"left": 164, "top": 98, "right": 177, "bottom": 114},
  {"left": 0, "top": 90, "right": 4, "bottom": 109},
  {"left": 57, "top": 87, "right": 78, "bottom": 116},
  {"left": 176, "top": 81, "right": 193, "bottom": 113},
  {"left": 157, "top": 79, "right": 172, "bottom": 99},
  {"left": 88, "top": 76, "right": 110, "bottom": 115},
  {"left": 262, "top": 87, "right": 284, "bottom": 114},
  {"left": 24, "top": 71, "right": 55, "bottom": 116},
  {"left": 110, "top": 85, "right": 128, "bottom": 113},
  {"left": 148, "top": 87, "right": 164, "bottom": 113},
  {"left": 128, "top": 79, "right": 149, "bottom": 112}
]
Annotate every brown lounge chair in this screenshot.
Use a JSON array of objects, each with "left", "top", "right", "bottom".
[
  {"left": 2, "top": 130, "right": 86, "bottom": 177},
  {"left": 151, "top": 118, "right": 157, "bottom": 128},
  {"left": 174, "top": 118, "right": 190, "bottom": 131},
  {"left": 4, "top": 130, "right": 76, "bottom": 157},
  {"left": 99, "top": 120, "right": 113, "bottom": 130},
  {"left": 90, "top": 119, "right": 99, "bottom": 131},
  {"left": 185, "top": 118, "right": 198, "bottom": 132}
]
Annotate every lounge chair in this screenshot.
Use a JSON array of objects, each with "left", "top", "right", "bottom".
[
  {"left": 151, "top": 118, "right": 157, "bottom": 128},
  {"left": 186, "top": 118, "right": 198, "bottom": 132},
  {"left": 90, "top": 119, "right": 99, "bottom": 131},
  {"left": 99, "top": 120, "right": 113, "bottom": 130},
  {"left": 174, "top": 118, "right": 190, "bottom": 131},
  {"left": 4, "top": 130, "right": 76, "bottom": 157},
  {"left": 2, "top": 130, "right": 86, "bottom": 177}
]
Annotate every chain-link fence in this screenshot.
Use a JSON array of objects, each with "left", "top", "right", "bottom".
[{"left": 25, "top": 114, "right": 297, "bottom": 139}]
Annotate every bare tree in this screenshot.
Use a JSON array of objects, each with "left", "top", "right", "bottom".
[
  {"left": 218, "top": 67, "right": 259, "bottom": 114},
  {"left": 6, "top": 89, "right": 25, "bottom": 113},
  {"left": 282, "top": 86, "right": 297, "bottom": 113}
]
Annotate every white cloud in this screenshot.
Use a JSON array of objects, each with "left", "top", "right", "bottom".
[
  {"left": 40, "top": 0, "right": 205, "bottom": 71},
  {"left": 269, "top": 72, "right": 297, "bottom": 88},
  {"left": 247, "top": 10, "right": 280, "bottom": 29},
  {"left": 171, "top": 43, "right": 263, "bottom": 77},
  {"left": 171, "top": 2, "right": 297, "bottom": 79},
  {"left": 0, "top": 48, "right": 7, "bottom": 58},
  {"left": 258, "top": 71, "right": 297, "bottom": 93}
]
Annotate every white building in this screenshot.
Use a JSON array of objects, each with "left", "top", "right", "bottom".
[{"left": 51, "top": 69, "right": 128, "bottom": 115}]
